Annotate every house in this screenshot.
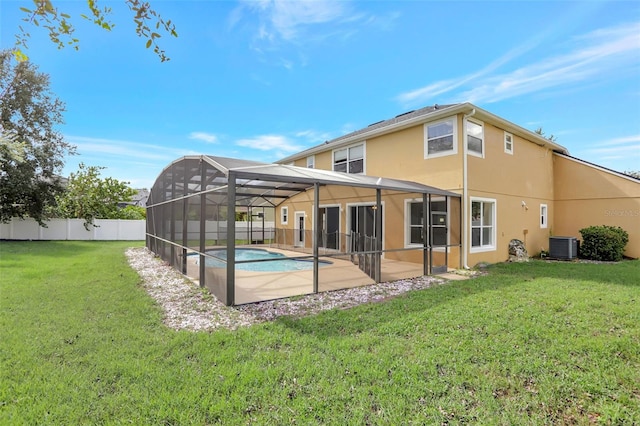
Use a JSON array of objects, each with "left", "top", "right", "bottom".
[
  {"left": 118, "top": 188, "right": 150, "bottom": 209},
  {"left": 146, "top": 102, "right": 638, "bottom": 306},
  {"left": 276, "top": 102, "right": 640, "bottom": 265}
]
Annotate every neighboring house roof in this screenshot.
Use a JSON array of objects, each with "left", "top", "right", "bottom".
[
  {"left": 279, "top": 102, "right": 569, "bottom": 163},
  {"left": 132, "top": 188, "right": 150, "bottom": 207},
  {"left": 119, "top": 188, "right": 149, "bottom": 208}
]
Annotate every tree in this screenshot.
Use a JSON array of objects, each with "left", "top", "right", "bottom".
[
  {"left": 14, "top": 0, "right": 178, "bottom": 62},
  {"left": 55, "top": 163, "right": 138, "bottom": 228},
  {"left": 623, "top": 170, "right": 640, "bottom": 179},
  {"left": 0, "top": 50, "right": 74, "bottom": 225},
  {"left": 534, "top": 127, "right": 557, "bottom": 142}
]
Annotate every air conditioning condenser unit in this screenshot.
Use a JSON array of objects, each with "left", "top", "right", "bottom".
[{"left": 549, "top": 236, "right": 578, "bottom": 260}]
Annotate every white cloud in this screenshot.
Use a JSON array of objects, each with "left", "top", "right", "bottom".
[
  {"left": 62, "top": 135, "right": 202, "bottom": 189},
  {"left": 589, "top": 144, "right": 640, "bottom": 155},
  {"left": 586, "top": 135, "right": 640, "bottom": 170},
  {"left": 65, "top": 135, "right": 198, "bottom": 162},
  {"left": 236, "top": 134, "right": 303, "bottom": 152},
  {"left": 396, "top": 21, "right": 640, "bottom": 106},
  {"left": 243, "top": 0, "right": 350, "bottom": 41},
  {"left": 234, "top": 1, "right": 398, "bottom": 69},
  {"left": 189, "top": 132, "right": 218, "bottom": 144},
  {"left": 236, "top": 0, "right": 383, "bottom": 61},
  {"left": 594, "top": 135, "right": 640, "bottom": 147},
  {"left": 295, "top": 129, "right": 333, "bottom": 143},
  {"left": 397, "top": 79, "right": 465, "bottom": 105}
]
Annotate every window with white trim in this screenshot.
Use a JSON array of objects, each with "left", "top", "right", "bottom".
[
  {"left": 467, "top": 119, "right": 484, "bottom": 156},
  {"left": 504, "top": 132, "right": 514, "bottom": 155},
  {"left": 425, "top": 118, "right": 457, "bottom": 158},
  {"left": 405, "top": 199, "right": 448, "bottom": 247},
  {"left": 306, "top": 155, "right": 315, "bottom": 168},
  {"left": 333, "top": 143, "right": 364, "bottom": 174},
  {"left": 471, "top": 198, "right": 496, "bottom": 251},
  {"left": 281, "top": 206, "right": 288, "bottom": 225},
  {"left": 540, "top": 204, "right": 548, "bottom": 229}
]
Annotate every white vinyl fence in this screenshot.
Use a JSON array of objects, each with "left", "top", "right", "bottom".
[
  {"left": 174, "top": 220, "right": 276, "bottom": 243},
  {"left": 0, "top": 218, "right": 146, "bottom": 241}
]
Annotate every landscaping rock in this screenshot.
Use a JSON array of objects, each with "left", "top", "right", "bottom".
[{"left": 508, "top": 239, "right": 529, "bottom": 262}]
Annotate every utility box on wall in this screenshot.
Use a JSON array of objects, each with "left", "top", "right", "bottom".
[{"left": 549, "top": 236, "right": 579, "bottom": 260}]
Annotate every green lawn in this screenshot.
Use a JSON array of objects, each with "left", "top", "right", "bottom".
[{"left": 1, "top": 241, "right": 638, "bottom": 424}]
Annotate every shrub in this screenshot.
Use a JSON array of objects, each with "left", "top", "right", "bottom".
[
  {"left": 579, "top": 225, "right": 629, "bottom": 261},
  {"left": 116, "top": 205, "right": 146, "bottom": 220}
]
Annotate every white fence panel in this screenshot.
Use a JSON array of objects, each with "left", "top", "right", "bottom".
[
  {"left": 68, "top": 220, "right": 94, "bottom": 240},
  {"left": 0, "top": 218, "right": 146, "bottom": 241},
  {"left": 40, "top": 219, "right": 68, "bottom": 240},
  {"left": 7, "top": 218, "right": 40, "bottom": 240},
  {"left": 0, "top": 222, "right": 7, "bottom": 240}
]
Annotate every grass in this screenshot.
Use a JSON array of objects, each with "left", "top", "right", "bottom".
[{"left": 1, "top": 241, "right": 639, "bottom": 424}]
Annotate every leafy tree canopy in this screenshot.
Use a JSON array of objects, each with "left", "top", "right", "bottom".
[
  {"left": 118, "top": 205, "right": 146, "bottom": 220},
  {"left": 14, "top": 0, "right": 177, "bottom": 62},
  {"left": 0, "top": 50, "right": 74, "bottom": 225},
  {"left": 54, "top": 163, "right": 139, "bottom": 228}
]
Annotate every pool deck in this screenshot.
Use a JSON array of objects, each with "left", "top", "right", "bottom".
[{"left": 186, "top": 246, "right": 452, "bottom": 305}]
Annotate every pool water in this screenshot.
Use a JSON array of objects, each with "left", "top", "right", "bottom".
[{"left": 202, "top": 248, "right": 331, "bottom": 272}]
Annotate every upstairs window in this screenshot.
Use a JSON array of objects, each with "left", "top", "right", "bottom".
[
  {"left": 467, "top": 119, "right": 484, "bottom": 156},
  {"left": 504, "top": 132, "right": 514, "bottom": 155},
  {"left": 333, "top": 143, "right": 364, "bottom": 174},
  {"left": 306, "top": 155, "right": 315, "bottom": 168},
  {"left": 281, "top": 206, "right": 289, "bottom": 225},
  {"left": 425, "top": 118, "right": 457, "bottom": 158}
]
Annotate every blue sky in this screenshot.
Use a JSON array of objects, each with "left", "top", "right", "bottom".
[{"left": 1, "top": 0, "right": 639, "bottom": 189}]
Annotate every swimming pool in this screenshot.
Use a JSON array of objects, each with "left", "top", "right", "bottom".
[{"left": 200, "top": 248, "right": 332, "bottom": 272}]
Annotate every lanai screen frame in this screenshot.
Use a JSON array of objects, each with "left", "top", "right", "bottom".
[{"left": 146, "top": 155, "right": 461, "bottom": 306}]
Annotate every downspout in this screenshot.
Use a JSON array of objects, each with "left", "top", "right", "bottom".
[{"left": 462, "top": 108, "right": 476, "bottom": 269}]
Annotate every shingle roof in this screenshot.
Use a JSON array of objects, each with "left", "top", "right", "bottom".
[{"left": 335, "top": 104, "right": 458, "bottom": 144}]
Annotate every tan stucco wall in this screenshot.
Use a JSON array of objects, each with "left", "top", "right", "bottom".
[
  {"left": 365, "top": 124, "right": 463, "bottom": 192},
  {"left": 553, "top": 155, "right": 640, "bottom": 258},
  {"left": 466, "top": 121, "right": 556, "bottom": 264},
  {"left": 468, "top": 122, "right": 555, "bottom": 200},
  {"left": 466, "top": 190, "right": 553, "bottom": 266}
]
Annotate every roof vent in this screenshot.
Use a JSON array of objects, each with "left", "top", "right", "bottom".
[
  {"left": 368, "top": 120, "right": 384, "bottom": 127},
  {"left": 434, "top": 104, "right": 439, "bottom": 109}
]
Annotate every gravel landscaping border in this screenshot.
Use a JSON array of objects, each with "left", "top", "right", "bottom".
[{"left": 125, "top": 247, "right": 452, "bottom": 332}]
